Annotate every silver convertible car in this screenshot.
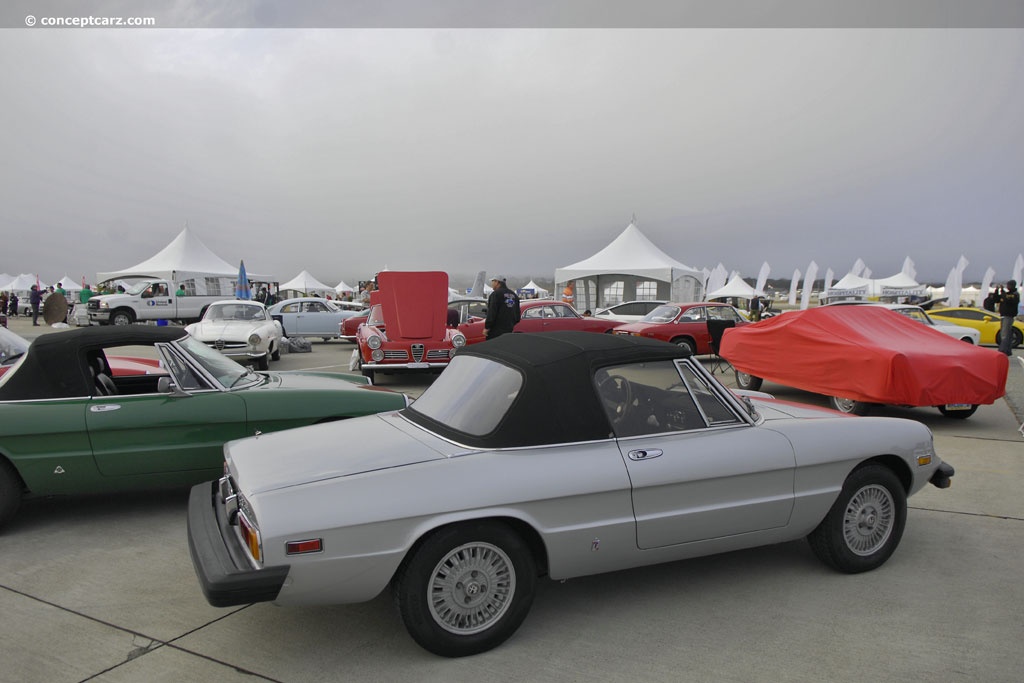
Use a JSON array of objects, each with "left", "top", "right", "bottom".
[{"left": 188, "top": 331, "right": 954, "bottom": 657}]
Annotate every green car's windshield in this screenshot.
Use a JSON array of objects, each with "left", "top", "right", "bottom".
[
  {"left": 0, "top": 327, "right": 29, "bottom": 365},
  {"left": 178, "top": 336, "right": 258, "bottom": 388}
]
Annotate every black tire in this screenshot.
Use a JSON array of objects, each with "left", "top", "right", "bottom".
[
  {"left": 808, "top": 464, "right": 906, "bottom": 573},
  {"left": 671, "top": 337, "right": 697, "bottom": 356},
  {"left": 255, "top": 355, "right": 269, "bottom": 371},
  {"left": 110, "top": 309, "right": 134, "bottom": 326},
  {"left": 270, "top": 344, "right": 281, "bottom": 361},
  {"left": 0, "top": 459, "right": 24, "bottom": 530},
  {"left": 393, "top": 521, "right": 537, "bottom": 657},
  {"left": 357, "top": 356, "right": 374, "bottom": 384},
  {"left": 830, "top": 396, "right": 871, "bottom": 416},
  {"left": 734, "top": 370, "right": 763, "bottom": 391},
  {"left": 937, "top": 404, "right": 979, "bottom": 419},
  {"left": 1015, "top": 328, "right": 1024, "bottom": 349}
]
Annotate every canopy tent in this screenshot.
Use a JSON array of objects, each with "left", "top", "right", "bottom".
[
  {"left": 554, "top": 221, "right": 704, "bottom": 312},
  {"left": 0, "top": 274, "right": 13, "bottom": 290},
  {"left": 54, "top": 275, "right": 82, "bottom": 294},
  {"left": 3, "top": 273, "right": 46, "bottom": 292},
  {"left": 706, "top": 274, "right": 762, "bottom": 300},
  {"left": 335, "top": 280, "right": 356, "bottom": 295},
  {"left": 96, "top": 227, "right": 274, "bottom": 296},
  {"left": 822, "top": 271, "right": 926, "bottom": 302},
  {"left": 520, "top": 280, "right": 550, "bottom": 298},
  {"left": 280, "top": 270, "right": 335, "bottom": 297}
]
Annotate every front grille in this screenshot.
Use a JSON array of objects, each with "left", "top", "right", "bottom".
[
  {"left": 411, "top": 344, "right": 425, "bottom": 362},
  {"left": 383, "top": 349, "right": 409, "bottom": 360},
  {"left": 426, "top": 349, "right": 450, "bottom": 360},
  {"left": 87, "top": 301, "right": 100, "bottom": 310},
  {"left": 207, "top": 341, "right": 246, "bottom": 351}
]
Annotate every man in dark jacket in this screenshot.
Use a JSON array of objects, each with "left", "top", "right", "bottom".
[
  {"left": 994, "top": 279, "right": 1020, "bottom": 355},
  {"left": 484, "top": 276, "right": 521, "bottom": 340},
  {"left": 29, "top": 285, "right": 43, "bottom": 326}
]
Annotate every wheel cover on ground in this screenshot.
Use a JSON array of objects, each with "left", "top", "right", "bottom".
[
  {"left": 843, "top": 484, "right": 895, "bottom": 556},
  {"left": 428, "top": 541, "right": 516, "bottom": 635}
]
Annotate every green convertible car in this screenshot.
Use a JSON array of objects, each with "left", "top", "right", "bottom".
[{"left": 0, "top": 326, "right": 408, "bottom": 530}]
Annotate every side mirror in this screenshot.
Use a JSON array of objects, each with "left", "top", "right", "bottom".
[{"left": 158, "top": 376, "right": 190, "bottom": 397}]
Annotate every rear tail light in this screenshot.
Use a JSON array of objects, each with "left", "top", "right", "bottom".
[
  {"left": 286, "top": 538, "right": 323, "bottom": 555},
  {"left": 238, "top": 512, "right": 262, "bottom": 563}
]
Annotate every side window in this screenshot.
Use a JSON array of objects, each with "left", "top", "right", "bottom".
[
  {"left": 594, "top": 361, "right": 707, "bottom": 438},
  {"left": 282, "top": 303, "right": 298, "bottom": 314},
  {"left": 308, "top": 302, "right": 327, "bottom": 313},
  {"left": 552, "top": 304, "right": 574, "bottom": 318},
  {"left": 157, "top": 346, "right": 212, "bottom": 392},
  {"left": 522, "top": 307, "right": 543, "bottom": 319},
  {"left": 676, "top": 362, "right": 742, "bottom": 426},
  {"left": 680, "top": 307, "right": 704, "bottom": 321}
]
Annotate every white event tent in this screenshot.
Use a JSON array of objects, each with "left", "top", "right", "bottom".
[
  {"left": 521, "top": 280, "right": 550, "bottom": 298},
  {"left": 334, "top": 280, "right": 355, "bottom": 295},
  {"left": 706, "top": 274, "right": 761, "bottom": 301},
  {"left": 96, "top": 227, "right": 274, "bottom": 296},
  {"left": 280, "top": 270, "right": 335, "bottom": 298},
  {"left": 555, "top": 222, "right": 704, "bottom": 312},
  {"left": 823, "top": 271, "right": 926, "bottom": 302}
]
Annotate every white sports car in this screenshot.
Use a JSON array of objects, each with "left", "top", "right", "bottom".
[
  {"left": 188, "top": 331, "right": 953, "bottom": 657},
  {"left": 185, "top": 300, "right": 283, "bottom": 370}
]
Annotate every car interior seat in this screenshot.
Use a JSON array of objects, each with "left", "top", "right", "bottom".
[{"left": 90, "top": 354, "right": 118, "bottom": 396}]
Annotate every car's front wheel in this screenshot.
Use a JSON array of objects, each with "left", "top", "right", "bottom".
[
  {"left": 394, "top": 521, "right": 537, "bottom": 657},
  {"left": 255, "top": 354, "right": 269, "bottom": 371},
  {"left": 734, "top": 370, "right": 763, "bottom": 391},
  {"left": 670, "top": 337, "right": 697, "bottom": 355},
  {"left": 270, "top": 344, "right": 281, "bottom": 361},
  {"left": 830, "top": 396, "right": 871, "bottom": 415},
  {"left": 807, "top": 464, "right": 907, "bottom": 573},
  {"left": 110, "top": 309, "right": 134, "bottom": 326}
]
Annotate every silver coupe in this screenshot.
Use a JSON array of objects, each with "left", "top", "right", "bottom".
[{"left": 188, "top": 331, "right": 954, "bottom": 657}]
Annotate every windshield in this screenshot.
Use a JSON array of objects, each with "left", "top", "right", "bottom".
[
  {"left": 206, "top": 302, "right": 267, "bottom": 321},
  {"left": 178, "top": 335, "right": 257, "bottom": 388},
  {"left": 0, "top": 327, "right": 29, "bottom": 365},
  {"left": 894, "top": 307, "right": 930, "bottom": 325},
  {"left": 125, "top": 280, "right": 157, "bottom": 296},
  {"left": 641, "top": 305, "right": 681, "bottom": 324},
  {"left": 409, "top": 355, "right": 522, "bottom": 436}
]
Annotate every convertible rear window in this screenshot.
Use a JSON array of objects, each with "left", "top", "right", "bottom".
[{"left": 409, "top": 355, "right": 522, "bottom": 436}]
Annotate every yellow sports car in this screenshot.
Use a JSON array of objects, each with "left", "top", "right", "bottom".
[{"left": 928, "top": 307, "right": 1024, "bottom": 348}]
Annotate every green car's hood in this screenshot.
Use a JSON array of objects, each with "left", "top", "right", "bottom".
[
  {"left": 251, "top": 370, "right": 371, "bottom": 391},
  {"left": 226, "top": 412, "right": 448, "bottom": 495}
]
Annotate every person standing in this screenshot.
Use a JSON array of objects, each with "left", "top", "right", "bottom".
[
  {"left": 79, "top": 283, "right": 93, "bottom": 303},
  {"left": 484, "top": 276, "right": 521, "bottom": 340},
  {"left": 994, "top": 279, "right": 1020, "bottom": 356},
  {"left": 29, "top": 285, "right": 43, "bottom": 326}
]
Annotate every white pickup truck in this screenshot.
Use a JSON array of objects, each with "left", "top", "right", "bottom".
[{"left": 87, "top": 279, "right": 228, "bottom": 325}]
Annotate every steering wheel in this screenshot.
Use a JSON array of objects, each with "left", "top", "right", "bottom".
[{"left": 598, "top": 374, "right": 633, "bottom": 425}]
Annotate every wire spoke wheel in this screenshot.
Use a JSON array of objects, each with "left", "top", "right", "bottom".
[
  {"left": 842, "top": 484, "right": 895, "bottom": 556},
  {"left": 428, "top": 542, "right": 516, "bottom": 635}
]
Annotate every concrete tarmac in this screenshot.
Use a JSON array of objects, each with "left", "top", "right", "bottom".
[{"left": 1, "top": 316, "right": 1022, "bottom": 683}]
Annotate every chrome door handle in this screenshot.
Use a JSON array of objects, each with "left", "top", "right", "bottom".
[
  {"left": 627, "top": 448, "right": 663, "bottom": 461},
  {"left": 90, "top": 404, "right": 122, "bottom": 412}
]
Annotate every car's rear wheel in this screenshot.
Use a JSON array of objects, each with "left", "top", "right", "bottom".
[
  {"left": 670, "top": 337, "right": 696, "bottom": 355},
  {"left": 0, "top": 459, "right": 24, "bottom": 530},
  {"left": 937, "top": 404, "right": 979, "bottom": 419},
  {"left": 807, "top": 464, "right": 906, "bottom": 573},
  {"left": 394, "top": 521, "right": 536, "bottom": 657},
  {"left": 734, "top": 371, "right": 763, "bottom": 391},
  {"left": 830, "top": 396, "right": 871, "bottom": 415}
]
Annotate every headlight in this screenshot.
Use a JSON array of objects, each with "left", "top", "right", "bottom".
[
  {"left": 248, "top": 333, "right": 262, "bottom": 345},
  {"left": 367, "top": 335, "right": 382, "bottom": 349},
  {"left": 451, "top": 333, "right": 466, "bottom": 348},
  {"left": 100, "top": 301, "right": 109, "bottom": 309},
  {"left": 371, "top": 349, "right": 384, "bottom": 361}
]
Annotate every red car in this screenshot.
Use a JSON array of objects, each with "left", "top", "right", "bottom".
[
  {"left": 355, "top": 271, "right": 467, "bottom": 382},
  {"left": 459, "top": 300, "right": 624, "bottom": 344},
  {"left": 721, "top": 305, "right": 1008, "bottom": 418},
  {"left": 613, "top": 302, "right": 748, "bottom": 354}
]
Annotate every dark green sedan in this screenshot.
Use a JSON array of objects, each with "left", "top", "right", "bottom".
[{"left": 0, "top": 326, "right": 408, "bottom": 529}]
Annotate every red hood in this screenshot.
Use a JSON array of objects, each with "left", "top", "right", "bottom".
[{"left": 376, "top": 271, "right": 449, "bottom": 340}]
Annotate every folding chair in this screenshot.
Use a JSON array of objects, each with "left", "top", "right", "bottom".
[{"left": 706, "top": 319, "right": 735, "bottom": 374}]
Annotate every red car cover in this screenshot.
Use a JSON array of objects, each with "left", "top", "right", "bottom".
[
  {"left": 376, "top": 271, "right": 449, "bottom": 340},
  {"left": 720, "top": 306, "right": 1008, "bottom": 406}
]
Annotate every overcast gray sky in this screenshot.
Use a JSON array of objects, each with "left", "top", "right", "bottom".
[{"left": 1, "top": 3, "right": 1022, "bottom": 288}]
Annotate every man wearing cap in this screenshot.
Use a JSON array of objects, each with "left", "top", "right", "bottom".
[{"left": 484, "top": 276, "right": 521, "bottom": 340}]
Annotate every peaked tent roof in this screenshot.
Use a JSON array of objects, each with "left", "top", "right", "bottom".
[
  {"left": 4, "top": 274, "right": 47, "bottom": 291},
  {"left": 706, "top": 274, "right": 760, "bottom": 299},
  {"left": 555, "top": 222, "right": 702, "bottom": 283},
  {"left": 280, "top": 270, "right": 334, "bottom": 295},
  {"left": 96, "top": 227, "right": 273, "bottom": 283},
  {"left": 335, "top": 280, "right": 355, "bottom": 293},
  {"left": 522, "top": 279, "right": 550, "bottom": 296},
  {"left": 55, "top": 274, "right": 82, "bottom": 293}
]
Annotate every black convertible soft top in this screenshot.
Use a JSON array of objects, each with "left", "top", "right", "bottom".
[
  {"left": 404, "top": 330, "right": 691, "bottom": 448},
  {"left": 0, "top": 326, "right": 186, "bottom": 400}
]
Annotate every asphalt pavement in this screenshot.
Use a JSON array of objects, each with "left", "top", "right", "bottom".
[{"left": 1, "top": 315, "right": 1022, "bottom": 683}]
